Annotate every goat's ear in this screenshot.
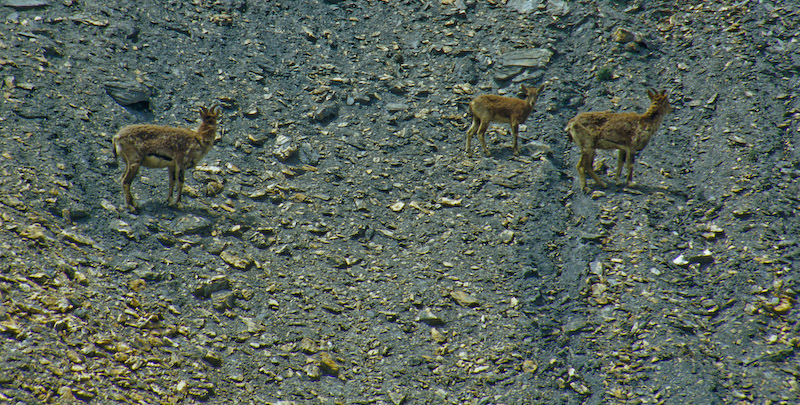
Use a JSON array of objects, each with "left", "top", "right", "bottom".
[
  {"left": 647, "top": 88, "right": 656, "bottom": 99},
  {"left": 520, "top": 83, "right": 527, "bottom": 93},
  {"left": 537, "top": 83, "right": 546, "bottom": 93}
]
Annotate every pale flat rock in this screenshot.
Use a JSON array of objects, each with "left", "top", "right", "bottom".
[{"left": 500, "top": 48, "right": 554, "bottom": 68}]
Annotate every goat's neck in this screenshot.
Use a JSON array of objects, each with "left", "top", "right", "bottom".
[
  {"left": 641, "top": 102, "right": 668, "bottom": 128},
  {"left": 522, "top": 98, "right": 536, "bottom": 116},
  {"left": 631, "top": 103, "right": 668, "bottom": 149},
  {"left": 196, "top": 122, "right": 217, "bottom": 143}
]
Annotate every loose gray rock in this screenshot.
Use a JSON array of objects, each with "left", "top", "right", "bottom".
[
  {"left": 3, "top": 0, "right": 49, "bottom": 8},
  {"left": 312, "top": 103, "right": 338, "bottom": 122},
  {"left": 194, "top": 275, "right": 231, "bottom": 299},
  {"left": 171, "top": 215, "right": 212, "bottom": 236},
  {"left": 500, "top": 48, "right": 554, "bottom": 68},
  {"left": 506, "top": 0, "right": 542, "bottom": 13},
  {"left": 297, "top": 142, "right": 320, "bottom": 165},
  {"left": 450, "top": 290, "right": 480, "bottom": 307},
  {"left": 104, "top": 80, "right": 151, "bottom": 106},
  {"left": 417, "top": 308, "right": 444, "bottom": 326},
  {"left": 386, "top": 102, "right": 409, "bottom": 112},
  {"left": 546, "top": 0, "right": 570, "bottom": 16},
  {"left": 272, "top": 134, "right": 298, "bottom": 162}
]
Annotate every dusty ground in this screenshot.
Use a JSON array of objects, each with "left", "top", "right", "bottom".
[{"left": 0, "top": 0, "right": 799, "bottom": 403}]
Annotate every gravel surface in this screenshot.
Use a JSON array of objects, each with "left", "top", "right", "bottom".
[{"left": 0, "top": 0, "right": 799, "bottom": 404}]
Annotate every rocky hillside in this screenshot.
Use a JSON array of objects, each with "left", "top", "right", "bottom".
[{"left": 1, "top": 0, "right": 798, "bottom": 403}]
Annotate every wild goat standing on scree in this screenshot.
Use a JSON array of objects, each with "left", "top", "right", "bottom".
[
  {"left": 112, "top": 105, "right": 222, "bottom": 211},
  {"left": 465, "top": 84, "right": 545, "bottom": 157},
  {"left": 565, "top": 89, "right": 671, "bottom": 192}
]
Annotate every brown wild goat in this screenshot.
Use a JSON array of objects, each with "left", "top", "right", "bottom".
[
  {"left": 465, "top": 84, "right": 545, "bottom": 157},
  {"left": 565, "top": 89, "right": 671, "bottom": 192},
  {"left": 112, "top": 105, "right": 222, "bottom": 211}
]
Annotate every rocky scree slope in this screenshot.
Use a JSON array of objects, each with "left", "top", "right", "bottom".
[{"left": 0, "top": 0, "right": 799, "bottom": 404}]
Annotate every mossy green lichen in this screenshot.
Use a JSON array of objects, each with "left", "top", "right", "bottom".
[{"left": 596, "top": 66, "right": 614, "bottom": 82}]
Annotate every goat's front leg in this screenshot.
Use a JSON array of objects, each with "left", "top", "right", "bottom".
[
  {"left": 121, "top": 160, "right": 141, "bottom": 211},
  {"left": 614, "top": 149, "right": 626, "bottom": 184},
  {"left": 174, "top": 167, "right": 186, "bottom": 204},
  {"left": 624, "top": 151, "right": 636, "bottom": 187},
  {"left": 511, "top": 121, "right": 520, "bottom": 156},
  {"left": 167, "top": 165, "right": 177, "bottom": 205}
]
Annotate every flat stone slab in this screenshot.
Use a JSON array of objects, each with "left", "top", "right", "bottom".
[
  {"left": 506, "top": 0, "right": 543, "bottom": 13},
  {"left": 500, "top": 48, "right": 554, "bottom": 68}
]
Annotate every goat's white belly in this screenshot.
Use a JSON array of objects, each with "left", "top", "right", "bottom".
[
  {"left": 142, "top": 155, "right": 174, "bottom": 168},
  {"left": 489, "top": 116, "right": 513, "bottom": 124}
]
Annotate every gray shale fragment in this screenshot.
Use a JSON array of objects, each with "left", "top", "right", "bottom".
[
  {"left": 312, "top": 103, "right": 338, "bottom": 122},
  {"left": 171, "top": 215, "right": 212, "bottom": 236},
  {"left": 194, "top": 275, "right": 231, "bottom": 299},
  {"left": 417, "top": 308, "right": 444, "bottom": 326},
  {"left": 273, "top": 134, "right": 298, "bottom": 161},
  {"left": 104, "top": 80, "right": 151, "bottom": 106},
  {"left": 3, "top": 0, "right": 49, "bottom": 8},
  {"left": 500, "top": 48, "right": 554, "bottom": 68},
  {"left": 506, "top": 0, "right": 542, "bottom": 13}
]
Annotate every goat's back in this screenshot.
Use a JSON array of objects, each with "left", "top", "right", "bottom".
[
  {"left": 114, "top": 125, "right": 197, "bottom": 151},
  {"left": 470, "top": 95, "right": 525, "bottom": 121},
  {"left": 566, "top": 111, "right": 643, "bottom": 144}
]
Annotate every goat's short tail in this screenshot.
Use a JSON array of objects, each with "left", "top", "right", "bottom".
[{"left": 564, "top": 122, "right": 574, "bottom": 143}]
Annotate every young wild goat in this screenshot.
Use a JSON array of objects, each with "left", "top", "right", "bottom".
[
  {"left": 465, "top": 83, "right": 545, "bottom": 157},
  {"left": 565, "top": 89, "right": 671, "bottom": 192},
  {"left": 112, "top": 105, "right": 222, "bottom": 211}
]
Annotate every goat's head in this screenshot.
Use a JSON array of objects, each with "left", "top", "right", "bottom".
[
  {"left": 198, "top": 104, "right": 222, "bottom": 125},
  {"left": 647, "top": 89, "right": 671, "bottom": 114},
  {"left": 520, "top": 83, "right": 545, "bottom": 103}
]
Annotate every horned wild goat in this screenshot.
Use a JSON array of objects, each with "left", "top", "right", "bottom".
[
  {"left": 465, "top": 84, "right": 545, "bottom": 157},
  {"left": 112, "top": 105, "right": 222, "bottom": 211},
  {"left": 565, "top": 89, "right": 671, "bottom": 192}
]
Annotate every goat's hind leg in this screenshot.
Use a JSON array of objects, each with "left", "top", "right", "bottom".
[
  {"left": 624, "top": 150, "right": 636, "bottom": 187},
  {"left": 174, "top": 167, "right": 186, "bottom": 204},
  {"left": 167, "top": 165, "right": 177, "bottom": 205},
  {"left": 569, "top": 123, "right": 605, "bottom": 191},
  {"left": 477, "top": 121, "right": 491, "bottom": 157},
  {"left": 614, "top": 149, "right": 626, "bottom": 185},
  {"left": 583, "top": 148, "right": 607, "bottom": 190},
  {"left": 576, "top": 152, "right": 589, "bottom": 192}
]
